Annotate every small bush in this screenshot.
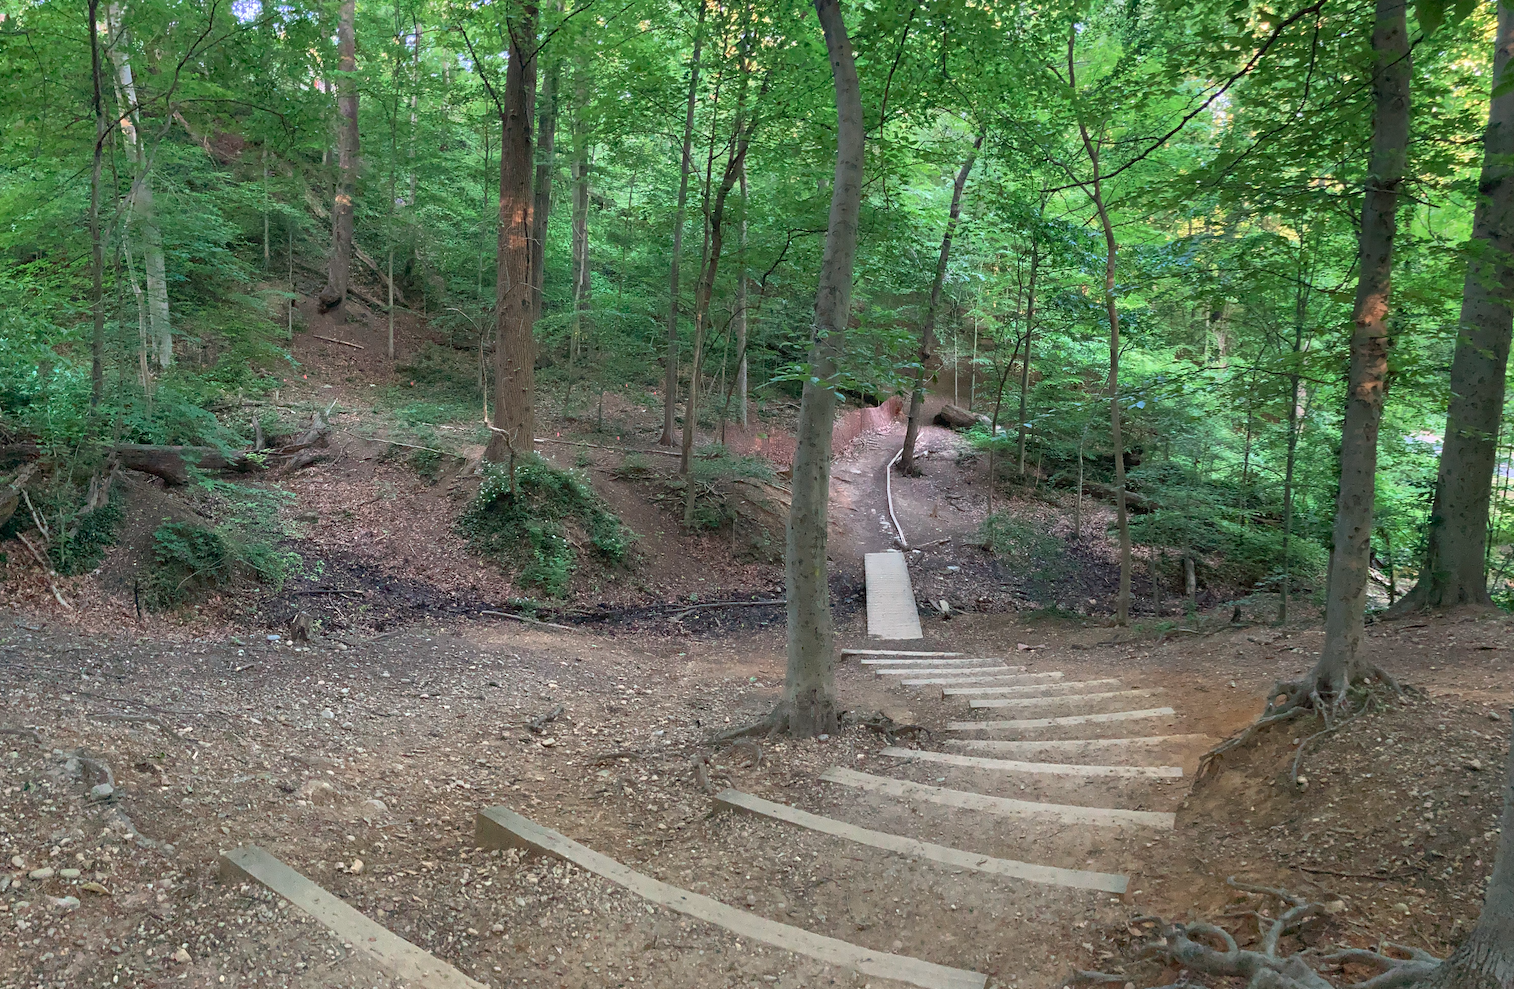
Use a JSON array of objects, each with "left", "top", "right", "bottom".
[
  {"left": 52, "top": 496, "right": 124, "bottom": 576},
  {"left": 410, "top": 448, "right": 443, "bottom": 484},
  {"left": 458, "top": 457, "right": 632, "bottom": 597},
  {"left": 689, "top": 444, "right": 776, "bottom": 485},
  {"left": 142, "top": 520, "right": 290, "bottom": 609}
]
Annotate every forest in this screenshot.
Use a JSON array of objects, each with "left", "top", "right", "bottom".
[{"left": 0, "top": 0, "right": 1512, "bottom": 987}]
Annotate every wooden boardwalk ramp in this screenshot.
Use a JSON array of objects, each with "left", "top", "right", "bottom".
[{"left": 864, "top": 551, "right": 923, "bottom": 639}]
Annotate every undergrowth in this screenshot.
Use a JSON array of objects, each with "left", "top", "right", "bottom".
[
  {"left": 980, "top": 511, "right": 1070, "bottom": 583},
  {"left": 143, "top": 480, "right": 308, "bottom": 609},
  {"left": 458, "top": 457, "right": 632, "bottom": 597}
]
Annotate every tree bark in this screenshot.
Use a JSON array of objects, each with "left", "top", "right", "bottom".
[
  {"left": 565, "top": 111, "right": 591, "bottom": 414},
  {"left": 735, "top": 160, "right": 749, "bottom": 427},
  {"left": 531, "top": 57, "right": 558, "bottom": 327},
  {"left": 1069, "top": 27, "right": 1133, "bottom": 625},
  {"left": 1016, "top": 221, "right": 1042, "bottom": 477},
  {"left": 1413, "top": 720, "right": 1514, "bottom": 989},
  {"left": 779, "top": 0, "right": 862, "bottom": 738},
  {"left": 485, "top": 7, "right": 539, "bottom": 464},
  {"left": 900, "top": 133, "right": 982, "bottom": 475},
  {"left": 105, "top": 3, "right": 171, "bottom": 369},
  {"left": 1316, "top": 0, "right": 1410, "bottom": 694},
  {"left": 88, "top": 0, "right": 107, "bottom": 409},
  {"left": 660, "top": 0, "right": 708, "bottom": 447},
  {"left": 1279, "top": 232, "right": 1315, "bottom": 624},
  {"left": 318, "top": 0, "right": 359, "bottom": 318},
  {"left": 1392, "top": 2, "right": 1514, "bottom": 615}
]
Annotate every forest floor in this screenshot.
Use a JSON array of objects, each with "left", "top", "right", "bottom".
[{"left": 1, "top": 299, "right": 1510, "bottom": 989}]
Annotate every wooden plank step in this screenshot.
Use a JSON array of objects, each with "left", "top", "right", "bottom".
[
  {"left": 713, "top": 789, "right": 1128, "bottom": 894},
  {"left": 899, "top": 672, "right": 1062, "bottom": 687},
  {"left": 864, "top": 552, "right": 924, "bottom": 640},
  {"left": 874, "top": 665, "right": 1022, "bottom": 676},
  {"left": 877, "top": 747, "right": 1183, "bottom": 779},
  {"left": 219, "top": 846, "right": 487, "bottom": 988},
  {"left": 819, "top": 768, "right": 1175, "bottom": 829},
  {"left": 844, "top": 650, "right": 964, "bottom": 658},
  {"left": 475, "top": 805, "right": 986, "bottom": 989},
  {"left": 858, "top": 657, "right": 992, "bottom": 666},
  {"left": 940, "top": 678, "right": 1120, "bottom": 698},
  {"left": 967, "top": 689, "right": 1160, "bottom": 710},
  {"left": 948, "top": 708, "right": 1178, "bottom": 732},
  {"left": 947, "top": 735, "right": 1211, "bottom": 759}
]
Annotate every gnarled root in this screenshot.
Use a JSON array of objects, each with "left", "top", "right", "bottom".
[
  {"left": 1198, "top": 668, "right": 1408, "bottom": 784},
  {"left": 1124, "top": 880, "right": 1441, "bottom": 989}
]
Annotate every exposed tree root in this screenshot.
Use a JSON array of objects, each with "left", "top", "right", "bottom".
[
  {"left": 1198, "top": 669, "right": 1407, "bottom": 784},
  {"left": 1113, "top": 879, "right": 1443, "bottom": 989}
]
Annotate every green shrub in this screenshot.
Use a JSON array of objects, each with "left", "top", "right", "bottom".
[
  {"left": 142, "top": 520, "right": 290, "bottom": 609},
  {"left": 458, "top": 457, "right": 632, "bottom": 597},
  {"left": 689, "top": 444, "right": 776, "bottom": 485},
  {"left": 52, "top": 496, "right": 124, "bottom": 576}
]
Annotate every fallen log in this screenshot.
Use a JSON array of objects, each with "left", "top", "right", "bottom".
[
  {"left": 932, "top": 404, "right": 991, "bottom": 430},
  {"left": 115, "top": 445, "right": 251, "bottom": 486}
]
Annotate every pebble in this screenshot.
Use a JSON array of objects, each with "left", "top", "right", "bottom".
[
  {"left": 91, "top": 783, "right": 114, "bottom": 800},
  {"left": 349, "top": 859, "right": 364, "bottom": 875},
  {"left": 173, "top": 947, "right": 192, "bottom": 964},
  {"left": 51, "top": 896, "right": 80, "bottom": 911},
  {"left": 321, "top": 709, "right": 335, "bottom": 720},
  {"left": 10, "top": 855, "right": 24, "bottom": 869},
  {"left": 58, "top": 868, "right": 81, "bottom": 879},
  {"left": 29, "top": 867, "right": 54, "bottom": 881},
  {"left": 1490, "top": 711, "right": 1503, "bottom": 722}
]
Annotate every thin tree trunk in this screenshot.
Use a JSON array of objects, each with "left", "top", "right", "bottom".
[
  {"left": 735, "top": 159, "right": 749, "bottom": 427},
  {"left": 1279, "top": 235, "right": 1313, "bottom": 624},
  {"left": 779, "top": 0, "right": 862, "bottom": 738},
  {"left": 318, "top": 0, "right": 359, "bottom": 318},
  {"left": 900, "top": 133, "right": 982, "bottom": 475},
  {"left": 565, "top": 124, "right": 591, "bottom": 415},
  {"left": 530, "top": 57, "right": 558, "bottom": 328},
  {"left": 105, "top": 3, "right": 171, "bottom": 369},
  {"left": 1069, "top": 27, "right": 1133, "bottom": 625},
  {"left": 682, "top": 54, "right": 761, "bottom": 525},
  {"left": 1016, "top": 222, "right": 1042, "bottom": 476},
  {"left": 660, "top": 0, "right": 708, "bottom": 447},
  {"left": 485, "top": 7, "right": 538, "bottom": 466},
  {"left": 88, "top": 0, "right": 107, "bottom": 408},
  {"left": 1315, "top": 0, "right": 1411, "bottom": 694},
  {"left": 1393, "top": 2, "right": 1514, "bottom": 614}
]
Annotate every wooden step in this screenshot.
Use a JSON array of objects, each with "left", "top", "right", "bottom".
[
  {"left": 902, "top": 673, "right": 1064, "bottom": 686},
  {"left": 940, "top": 678, "right": 1120, "bottom": 698},
  {"left": 845, "top": 650, "right": 965, "bottom": 659},
  {"left": 874, "top": 665, "right": 1022, "bottom": 676},
  {"left": 219, "top": 846, "right": 487, "bottom": 988},
  {"left": 712, "top": 789, "right": 1128, "bottom": 893},
  {"left": 819, "top": 767, "right": 1175, "bottom": 829},
  {"left": 946, "top": 735, "right": 1211, "bottom": 763},
  {"left": 877, "top": 747, "right": 1183, "bottom": 779},
  {"left": 948, "top": 708, "right": 1178, "bottom": 732},
  {"left": 967, "top": 689, "right": 1160, "bottom": 710},
  {"left": 475, "top": 805, "right": 986, "bottom": 989}
]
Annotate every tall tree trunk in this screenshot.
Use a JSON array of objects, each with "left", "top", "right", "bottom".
[
  {"left": 681, "top": 57, "right": 762, "bottom": 525},
  {"left": 318, "top": 0, "right": 359, "bottom": 318},
  {"left": 735, "top": 160, "right": 749, "bottom": 427},
  {"left": 1069, "top": 26, "right": 1133, "bottom": 625},
  {"left": 484, "top": 7, "right": 538, "bottom": 465},
  {"left": 531, "top": 58, "right": 558, "bottom": 327},
  {"left": 900, "top": 133, "right": 982, "bottom": 474},
  {"left": 1279, "top": 233, "right": 1314, "bottom": 624},
  {"left": 1016, "top": 223, "right": 1042, "bottom": 476},
  {"left": 105, "top": 3, "right": 171, "bottom": 369},
  {"left": 1315, "top": 0, "right": 1410, "bottom": 695},
  {"left": 779, "top": 0, "right": 862, "bottom": 738},
  {"left": 660, "top": 0, "right": 708, "bottom": 447},
  {"left": 1392, "top": 2, "right": 1514, "bottom": 614},
  {"left": 566, "top": 118, "right": 591, "bottom": 415},
  {"left": 88, "top": 0, "right": 107, "bottom": 409}
]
